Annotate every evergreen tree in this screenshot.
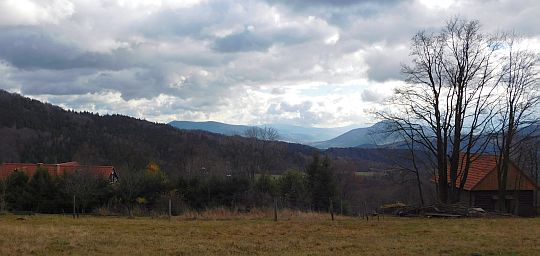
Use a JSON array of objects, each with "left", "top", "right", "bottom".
[
  {"left": 252, "top": 174, "right": 279, "bottom": 207},
  {"left": 279, "top": 170, "right": 309, "bottom": 210},
  {"left": 307, "top": 153, "right": 337, "bottom": 212},
  {"left": 254, "top": 174, "right": 278, "bottom": 196},
  {"left": 5, "top": 171, "right": 31, "bottom": 211},
  {"left": 28, "top": 167, "right": 61, "bottom": 213},
  {"left": 0, "top": 179, "right": 6, "bottom": 212}
]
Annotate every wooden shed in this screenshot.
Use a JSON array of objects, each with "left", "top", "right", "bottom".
[{"left": 455, "top": 154, "right": 538, "bottom": 216}]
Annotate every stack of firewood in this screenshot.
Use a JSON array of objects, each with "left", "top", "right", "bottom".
[{"left": 387, "top": 203, "right": 495, "bottom": 218}]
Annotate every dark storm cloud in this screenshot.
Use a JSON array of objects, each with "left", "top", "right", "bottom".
[
  {"left": 135, "top": 3, "right": 222, "bottom": 39},
  {"left": 14, "top": 68, "right": 102, "bottom": 95},
  {"left": 0, "top": 27, "right": 138, "bottom": 70},
  {"left": 364, "top": 45, "right": 408, "bottom": 82},
  {"left": 265, "top": 0, "right": 413, "bottom": 29},
  {"left": 87, "top": 69, "right": 165, "bottom": 100},
  {"left": 10, "top": 67, "right": 161, "bottom": 99},
  {"left": 212, "top": 24, "right": 329, "bottom": 53},
  {"left": 213, "top": 30, "right": 272, "bottom": 52}
]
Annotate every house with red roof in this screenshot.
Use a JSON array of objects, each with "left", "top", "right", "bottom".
[
  {"left": 454, "top": 154, "right": 538, "bottom": 216},
  {"left": 0, "top": 162, "right": 118, "bottom": 183}
]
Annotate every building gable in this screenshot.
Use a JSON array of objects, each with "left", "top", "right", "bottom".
[
  {"left": 473, "top": 161, "right": 537, "bottom": 191},
  {"left": 446, "top": 154, "right": 538, "bottom": 191}
]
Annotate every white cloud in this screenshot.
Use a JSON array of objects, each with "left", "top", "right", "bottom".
[
  {"left": 417, "top": 0, "right": 456, "bottom": 9},
  {"left": 325, "top": 33, "right": 340, "bottom": 45},
  {"left": 0, "top": 0, "right": 74, "bottom": 25},
  {"left": 0, "top": 0, "right": 539, "bottom": 127}
]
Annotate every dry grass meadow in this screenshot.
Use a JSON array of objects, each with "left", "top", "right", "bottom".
[{"left": 0, "top": 210, "right": 538, "bottom": 256}]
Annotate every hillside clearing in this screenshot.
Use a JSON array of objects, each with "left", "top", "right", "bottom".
[{"left": 0, "top": 213, "right": 538, "bottom": 255}]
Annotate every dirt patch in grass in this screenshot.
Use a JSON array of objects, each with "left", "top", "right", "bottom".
[{"left": 0, "top": 213, "right": 538, "bottom": 255}]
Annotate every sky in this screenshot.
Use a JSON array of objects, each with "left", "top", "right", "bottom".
[{"left": 0, "top": 0, "right": 539, "bottom": 127}]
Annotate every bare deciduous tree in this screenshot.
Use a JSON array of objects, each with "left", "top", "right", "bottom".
[
  {"left": 244, "top": 126, "right": 280, "bottom": 141},
  {"left": 492, "top": 34, "right": 539, "bottom": 211},
  {"left": 379, "top": 18, "right": 501, "bottom": 203},
  {"left": 63, "top": 168, "right": 107, "bottom": 214},
  {"left": 244, "top": 126, "right": 281, "bottom": 179},
  {"left": 512, "top": 138, "right": 540, "bottom": 210}
]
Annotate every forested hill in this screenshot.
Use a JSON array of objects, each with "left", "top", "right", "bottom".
[{"left": 0, "top": 90, "right": 316, "bottom": 176}]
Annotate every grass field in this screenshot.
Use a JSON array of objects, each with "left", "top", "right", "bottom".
[{"left": 0, "top": 211, "right": 538, "bottom": 256}]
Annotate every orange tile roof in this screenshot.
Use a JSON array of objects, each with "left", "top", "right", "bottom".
[
  {"left": 450, "top": 153, "right": 538, "bottom": 191},
  {"left": 0, "top": 162, "right": 114, "bottom": 179},
  {"left": 454, "top": 154, "right": 498, "bottom": 190}
]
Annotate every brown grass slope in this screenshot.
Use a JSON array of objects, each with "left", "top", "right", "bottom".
[{"left": 0, "top": 213, "right": 538, "bottom": 256}]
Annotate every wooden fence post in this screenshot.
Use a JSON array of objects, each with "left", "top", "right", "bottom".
[
  {"left": 340, "top": 198, "right": 343, "bottom": 216},
  {"left": 273, "top": 197, "right": 278, "bottom": 222},
  {"left": 72, "top": 195, "right": 76, "bottom": 219},
  {"left": 168, "top": 196, "right": 172, "bottom": 221},
  {"left": 363, "top": 201, "right": 368, "bottom": 221},
  {"left": 330, "top": 198, "right": 334, "bottom": 221}
]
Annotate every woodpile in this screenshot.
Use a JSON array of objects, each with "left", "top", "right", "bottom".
[{"left": 382, "top": 203, "right": 515, "bottom": 218}]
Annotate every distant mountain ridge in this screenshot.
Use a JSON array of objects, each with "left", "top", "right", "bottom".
[
  {"left": 310, "top": 121, "right": 401, "bottom": 149},
  {"left": 313, "top": 122, "right": 540, "bottom": 150},
  {"left": 168, "top": 121, "right": 250, "bottom": 136},
  {"left": 168, "top": 120, "right": 359, "bottom": 143},
  {"left": 168, "top": 119, "right": 540, "bottom": 150}
]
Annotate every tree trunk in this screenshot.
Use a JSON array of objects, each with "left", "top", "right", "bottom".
[
  {"left": 127, "top": 205, "right": 134, "bottom": 218},
  {"left": 449, "top": 93, "right": 464, "bottom": 203},
  {"left": 415, "top": 170, "right": 425, "bottom": 206},
  {"left": 329, "top": 198, "right": 334, "bottom": 221},
  {"left": 72, "top": 195, "right": 76, "bottom": 219},
  {"left": 437, "top": 143, "right": 448, "bottom": 203},
  {"left": 498, "top": 112, "right": 515, "bottom": 212}
]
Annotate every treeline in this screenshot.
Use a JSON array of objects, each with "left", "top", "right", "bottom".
[
  {"left": 0, "top": 90, "right": 315, "bottom": 178},
  {"left": 0, "top": 90, "right": 407, "bottom": 179},
  {"left": 0, "top": 154, "right": 363, "bottom": 216}
]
